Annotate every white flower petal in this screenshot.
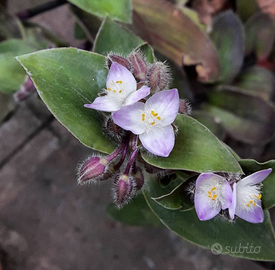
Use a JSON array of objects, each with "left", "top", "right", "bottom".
[
  {"left": 124, "top": 85, "right": 150, "bottom": 106},
  {"left": 107, "top": 62, "right": 136, "bottom": 96},
  {"left": 238, "top": 169, "right": 272, "bottom": 188},
  {"left": 84, "top": 96, "right": 121, "bottom": 112},
  {"left": 139, "top": 125, "right": 175, "bottom": 157},
  {"left": 112, "top": 102, "right": 146, "bottom": 134},
  {"left": 144, "top": 89, "right": 179, "bottom": 126}
]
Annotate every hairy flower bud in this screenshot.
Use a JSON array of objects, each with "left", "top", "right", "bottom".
[
  {"left": 77, "top": 156, "right": 108, "bottom": 184},
  {"left": 178, "top": 99, "right": 192, "bottom": 115},
  {"left": 107, "top": 53, "right": 131, "bottom": 70},
  {"left": 113, "top": 174, "right": 136, "bottom": 208},
  {"left": 128, "top": 51, "right": 147, "bottom": 81},
  {"left": 147, "top": 62, "right": 169, "bottom": 94}
]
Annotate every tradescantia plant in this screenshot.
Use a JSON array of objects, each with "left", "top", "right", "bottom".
[{"left": 2, "top": 0, "right": 275, "bottom": 262}]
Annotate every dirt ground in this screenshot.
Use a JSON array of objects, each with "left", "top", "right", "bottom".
[{"left": 0, "top": 1, "right": 274, "bottom": 269}]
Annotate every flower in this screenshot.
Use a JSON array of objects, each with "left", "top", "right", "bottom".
[
  {"left": 194, "top": 173, "right": 232, "bottom": 221},
  {"left": 229, "top": 169, "right": 272, "bottom": 223},
  {"left": 112, "top": 89, "right": 179, "bottom": 157},
  {"left": 84, "top": 62, "right": 150, "bottom": 112}
]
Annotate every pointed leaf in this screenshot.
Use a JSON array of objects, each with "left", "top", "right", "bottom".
[
  {"left": 142, "top": 114, "right": 243, "bottom": 174},
  {"left": 67, "top": 0, "right": 132, "bottom": 23},
  {"left": 239, "top": 159, "right": 275, "bottom": 209},
  {"left": 143, "top": 174, "right": 275, "bottom": 260},
  {"left": 205, "top": 87, "right": 275, "bottom": 144},
  {"left": 210, "top": 11, "right": 244, "bottom": 83},
  {"left": 106, "top": 194, "right": 162, "bottom": 226},
  {"left": 132, "top": 0, "right": 220, "bottom": 82},
  {"left": 93, "top": 17, "right": 144, "bottom": 55},
  {"left": 17, "top": 48, "right": 116, "bottom": 153}
]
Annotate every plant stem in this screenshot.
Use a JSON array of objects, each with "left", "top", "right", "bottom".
[{"left": 16, "top": 0, "right": 67, "bottom": 20}]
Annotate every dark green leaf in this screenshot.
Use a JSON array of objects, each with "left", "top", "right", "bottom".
[
  {"left": 67, "top": 0, "right": 132, "bottom": 23},
  {"left": 17, "top": 48, "right": 116, "bottom": 153},
  {"left": 93, "top": 17, "right": 144, "bottom": 56},
  {"left": 132, "top": 0, "right": 220, "bottom": 82},
  {"left": 210, "top": 11, "right": 244, "bottom": 83},
  {"left": 234, "top": 66, "right": 275, "bottom": 101},
  {"left": 153, "top": 178, "right": 194, "bottom": 211},
  {"left": 143, "top": 174, "right": 275, "bottom": 260},
  {"left": 0, "top": 39, "right": 35, "bottom": 93},
  {"left": 236, "top": 0, "right": 259, "bottom": 22},
  {"left": 239, "top": 159, "right": 275, "bottom": 209},
  {"left": 245, "top": 12, "right": 275, "bottom": 60},
  {"left": 107, "top": 194, "right": 162, "bottom": 226},
  {"left": 142, "top": 114, "right": 243, "bottom": 174},
  {"left": 205, "top": 87, "right": 275, "bottom": 144}
]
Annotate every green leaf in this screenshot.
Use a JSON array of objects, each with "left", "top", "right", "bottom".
[
  {"left": 132, "top": 0, "right": 220, "bottom": 82},
  {"left": 67, "top": 0, "right": 132, "bottom": 23},
  {"left": 210, "top": 11, "right": 244, "bottom": 83},
  {"left": 239, "top": 159, "right": 275, "bottom": 209},
  {"left": 74, "top": 22, "right": 87, "bottom": 40},
  {"left": 205, "top": 87, "right": 275, "bottom": 144},
  {"left": 153, "top": 177, "right": 194, "bottom": 211},
  {"left": 17, "top": 48, "right": 116, "bottom": 153},
  {"left": 245, "top": 12, "right": 275, "bottom": 60},
  {"left": 0, "top": 92, "right": 16, "bottom": 123},
  {"left": 0, "top": 39, "right": 35, "bottom": 93},
  {"left": 234, "top": 66, "right": 275, "bottom": 101},
  {"left": 191, "top": 110, "right": 225, "bottom": 140},
  {"left": 70, "top": 5, "right": 103, "bottom": 43},
  {"left": 143, "top": 174, "right": 275, "bottom": 260},
  {"left": 106, "top": 194, "right": 162, "bottom": 226},
  {"left": 236, "top": 0, "right": 259, "bottom": 22},
  {"left": 93, "top": 17, "right": 144, "bottom": 56},
  {"left": 136, "top": 43, "right": 156, "bottom": 64},
  {"left": 142, "top": 114, "right": 243, "bottom": 174}
]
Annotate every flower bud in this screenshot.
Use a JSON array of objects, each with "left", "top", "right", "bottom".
[
  {"left": 107, "top": 53, "right": 131, "bottom": 70},
  {"left": 147, "top": 62, "right": 169, "bottom": 94},
  {"left": 13, "top": 77, "right": 35, "bottom": 102},
  {"left": 178, "top": 99, "right": 192, "bottom": 115},
  {"left": 77, "top": 156, "right": 108, "bottom": 184},
  {"left": 113, "top": 174, "right": 136, "bottom": 208},
  {"left": 128, "top": 51, "right": 147, "bottom": 81}
]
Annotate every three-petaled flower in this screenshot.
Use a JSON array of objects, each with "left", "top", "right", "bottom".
[
  {"left": 194, "top": 169, "right": 272, "bottom": 223},
  {"left": 194, "top": 173, "right": 232, "bottom": 221},
  {"left": 229, "top": 169, "right": 272, "bottom": 223},
  {"left": 112, "top": 89, "right": 179, "bottom": 157},
  {"left": 84, "top": 62, "right": 150, "bottom": 112}
]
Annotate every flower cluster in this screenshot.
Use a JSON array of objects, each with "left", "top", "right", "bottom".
[
  {"left": 194, "top": 169, "right": 272, "bottom": 223},
  {"left": 79, "top": 51, "right": 188, "bottom": 208}
]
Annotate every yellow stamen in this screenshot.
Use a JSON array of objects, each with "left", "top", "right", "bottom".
[
  {"left": 157, "top": 116, "right": 161, "bottom": 120},
  {"left": 113, "top": 90, "right": 116, "bottom": 93},
  {"left": 247, "top": 204, "right": 250, "bottom": 207},
  {"left": 150, "top": 122, "right": 155, "bottom": 126},
  {"left": 208, "top": 191, "right": 211, "bottom": 195},
  {"left": 257, "top": 194, "right": 262, "bottom": 200},
  {"left": 211, "top": 187, "right": 216, "bottom": 192},
  {"left": 254, "top": 202, "right": 256, "bottom": 206},
  {"left": 141, "top": 114, "right": 145, "bottom": 121},
  {"left": 208, "top": 195, "right": 212, "bottom": 198},
  {"left": 249, "top": 200, "right": 253, "bottom": 204},
  {"left": 213, "top": 194, "right": 217, "bottom": 199},
  {"left": 151, "top": 110, "right": 158, "bottom": 117},
  {"left": 119, "top": 90, "right": 122, "bottom": 93},
  {"left": 107, "top": 88, "right": 111, "bottom": 91},
  {"left": 116, "top": 80, "right": 122, "bottom": 84}
]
